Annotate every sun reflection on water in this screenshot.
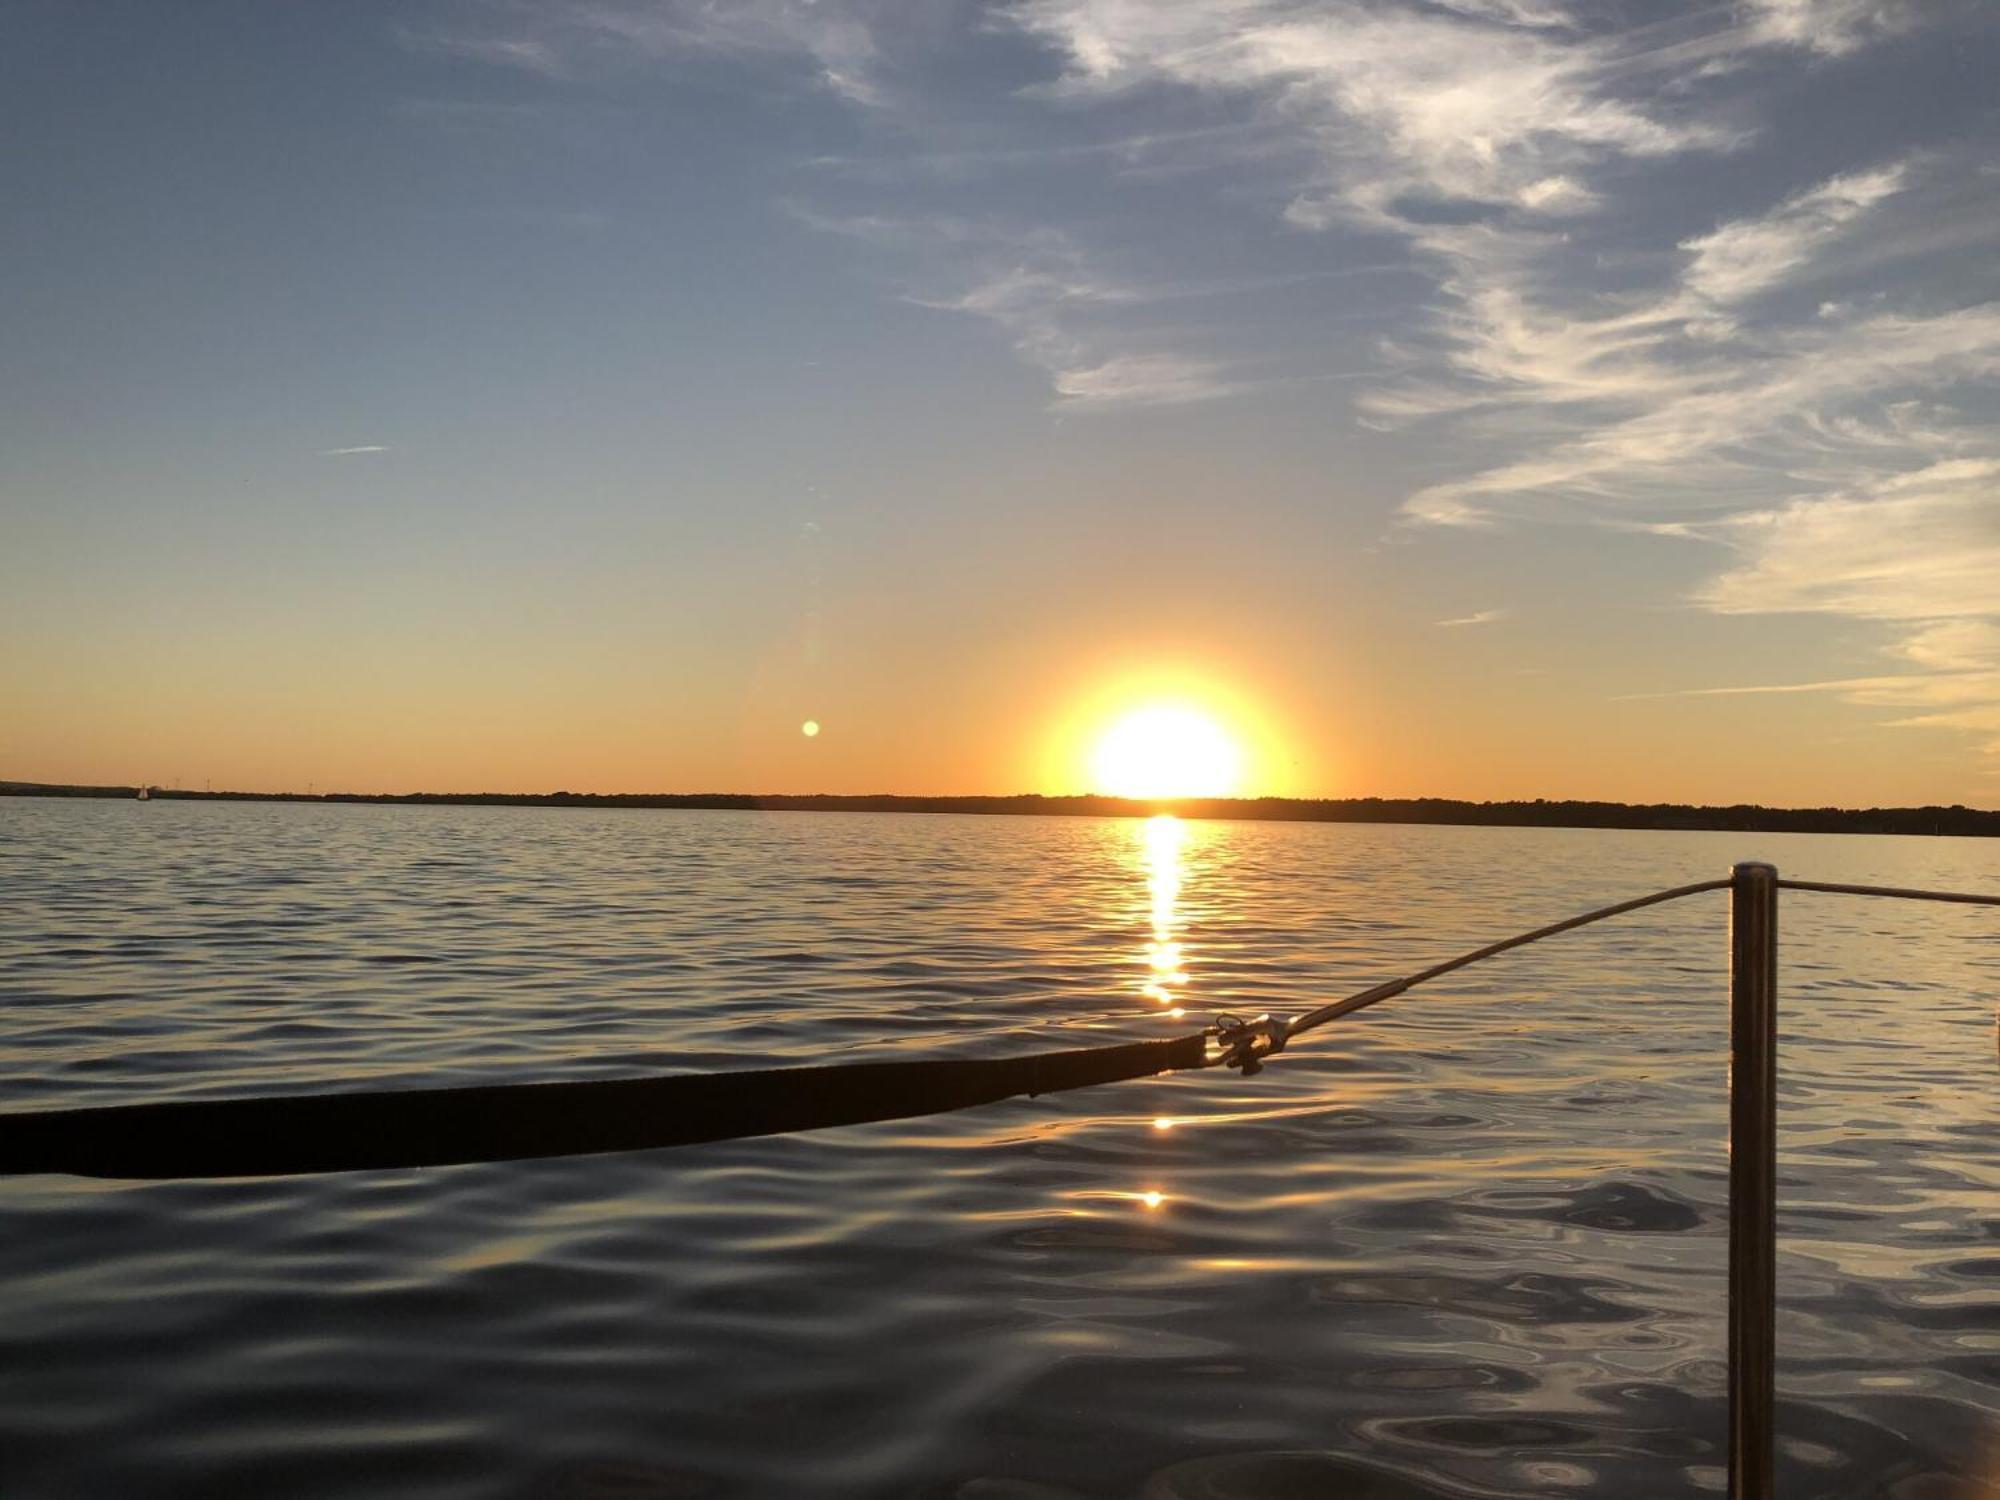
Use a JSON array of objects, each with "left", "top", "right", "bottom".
[
  {"left": 1140, "top": 814, "right": 1190, "bottom": 1009},
  {"left": 1119, "top": 817, "right": 1196, "bottom": 1218}
]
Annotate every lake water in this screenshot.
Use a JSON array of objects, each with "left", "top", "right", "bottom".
[{"left": 1, "top": 799, "right": 1995, "bottom": 1498}]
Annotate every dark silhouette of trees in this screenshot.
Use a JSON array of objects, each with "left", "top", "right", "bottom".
[{"left": 4, "top": 781, "right": 1994, "bottom": 837}]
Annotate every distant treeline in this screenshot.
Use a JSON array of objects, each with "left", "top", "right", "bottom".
[{"left": 5, "top": 780, "right": 1995, "bottom": 837}]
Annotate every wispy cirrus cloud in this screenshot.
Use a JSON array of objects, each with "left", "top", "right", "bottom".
[
  {"left": 1701, "top": 459, "right": 2000, "bottom": 623},
  {"left": 1010, "top": 1, "right": 1997, "bottom": 769},
  {"left": 930, "top": 266, "right": 1239, "bottom": 409},
  {"left": 1646, "top": 459, "right": 2000, "bottom": 758},
  {"left": 1615, "top": 674, "right": 1935, "bottom": 701},
  {"left": 401, "top": 0, "right": 908, "bottom": 103},
  {"left": 1436, "top": 608, "right": 1510, "bottom": 627},
  {"left": 1679, "top": 164, "right": 1908, "bottom": 307},
  {"left": 411, "top": 0, "right": 1998, "bottom": 770},
  {"left": 1013, "top": 0, "right": 1729, "bottom": 227},
  {"left": 403, "top": 31, "right": 570, "bottom": 78},
  {"left": 1745, "top": 0, "right": 1921, "bottom": 55},
  {"left": 413, "top": 0, "right": 1761, "bottom": 411},
  {"left": 1051, "top": 354, "right": 1235, "bottom": 408},
  {"left": 1398, "top": 298, "right": 2000, "bottom": 525},
  {"left": 795, "top": 208, "right": 1240, "bottom": 407},
  {"left": 1369, "top": 162, "right": 1999, "bottom": 763},
  {"left": 1362, "top": 159, "right": 1946, "bottom": 519}
]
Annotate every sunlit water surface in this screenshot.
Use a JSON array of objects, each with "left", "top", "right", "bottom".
[{"left": 1, "top": 801, "right": 1995, "bottom": 1498}]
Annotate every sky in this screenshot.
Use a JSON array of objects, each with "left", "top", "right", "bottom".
[{"left": 4, "top": 0, "right": 1997, "bottom": 805}]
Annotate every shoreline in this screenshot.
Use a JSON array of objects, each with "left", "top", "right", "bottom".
[{"left": 5, "top": 780, "right": 1995, "bottom": 837}]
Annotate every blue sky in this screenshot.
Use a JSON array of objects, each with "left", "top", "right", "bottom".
[{"left": 4, "top": 1, "right": 1997, "bottom": 802}]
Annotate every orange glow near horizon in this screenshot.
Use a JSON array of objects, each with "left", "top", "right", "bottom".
[{"left": 1038, "top": 663, "right": 1302, "bottom": 800}]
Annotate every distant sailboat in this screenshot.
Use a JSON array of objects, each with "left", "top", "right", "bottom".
[{"left": 135, "top": 785, "right": 150, "bottom": 801}]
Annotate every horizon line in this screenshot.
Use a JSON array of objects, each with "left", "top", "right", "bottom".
[{"left": 4, "top": 781, "right": 1994, "bottom": 832}]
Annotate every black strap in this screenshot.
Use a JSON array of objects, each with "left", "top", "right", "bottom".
[{"left": 0, "top": 1032, "right": 1210, "bottom": 1179}]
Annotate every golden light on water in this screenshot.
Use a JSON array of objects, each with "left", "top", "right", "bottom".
[
  {"left": 1066, "top": 1188, "right": 1172, "bottom": 1212},
  {"left": 1141, "top": 815, "right": 1189, "bottom": 1009},
  {"left": 1057, "top": 815, "right": 1209, "bottom": 1224},
  {"left": 1089, "top": 704, "right": 1244, "bottom": 799}
]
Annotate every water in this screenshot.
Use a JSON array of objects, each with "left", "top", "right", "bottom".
[{"left": 1, "top": 800, "right": 1994, "bottom": 1499}]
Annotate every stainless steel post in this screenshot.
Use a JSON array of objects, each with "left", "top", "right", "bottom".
[{"left": 1728, "top": 861, "right": 1778, "bottom": 1500}]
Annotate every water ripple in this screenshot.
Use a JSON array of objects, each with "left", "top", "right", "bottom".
[{"left": 0, "top": 801, "right": 1995, "bottom": 1497}]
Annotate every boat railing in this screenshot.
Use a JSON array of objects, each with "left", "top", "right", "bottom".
[
  {"left": 3, "top": 860, "right": 1995, "bottom": 1500},
  {"left": 1232, "top": 863, "right": 1996, "bottom": 1500}
]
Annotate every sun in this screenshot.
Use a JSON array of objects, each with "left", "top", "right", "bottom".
[{"left": 1089, "top": 704, "right": 1245, "bottom": 799}]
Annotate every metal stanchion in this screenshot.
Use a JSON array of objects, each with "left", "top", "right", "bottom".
[{"left": 1729, "top": 862, "right": 1778, "bottom": 1500}]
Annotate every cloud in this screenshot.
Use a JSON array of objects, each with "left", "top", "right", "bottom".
[
  {"left": 1014, "top": 0, "right": 1729, "bottom": 225},
  {"left": 1397, "top": 303, "right": 2000, "bottom": 767},
  {"left": 410, "top": 0, "right": 1992, "bottom": 769},
  {"left": 999, "top": 2, "right": 1971, "bottom": 469},
  {"left": 934, "top": 264, "right": 1236, "bottom": 408},
  {"left": 1365, "top": 159, "right": 1924, "bottom": 493},
  {"left": 411, "top": 0, "right": 1938, "bottom": 428},
  {"left": 1052, "top": 354, "right": 1236, "bottom": 407},
  {"left": 1001, "top": 5, "right": 1966, "bottom": 526},
  {"left": 1614, "top": 673, "right": 1933, "bottom": 701},
  {"left": 1682, "top": 459, "right": 2000, "bottom": 761},
  {"left": 1700, "top": 459, "right": 2000, "bottom": 622},
  {"left": 1429, "top": 0, "right": 1575, "bottom": 26},
  {"left": 990, "top": 0, "right": 1858, "bottom": 410},
  {"left": 402, "top": 31, "right": 570, "bottom": 78},
  {"left": 1399, "top": 299, "right": 2000, "bottom": 524},
  {"left": 320, "top": 445, "right": 391, "bottom": 456},
  {"left": 401, "top": 1, "right": 901, "bottom": 103},
  {"left": 1679, "top": 164, "right": 1908, "bottom": 306},
  {"left": 1894, "top": 618, "right": 2000, "bottom": 674},
  {"left": 1435, "top": 608, "right": 1511, "bottom": 627},
  {"left": 797, "top": 208, "right": 1235, "bottom": 408},
  {"left": 1745, "top": 0, "right": 1919, "bottom": 55}
]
